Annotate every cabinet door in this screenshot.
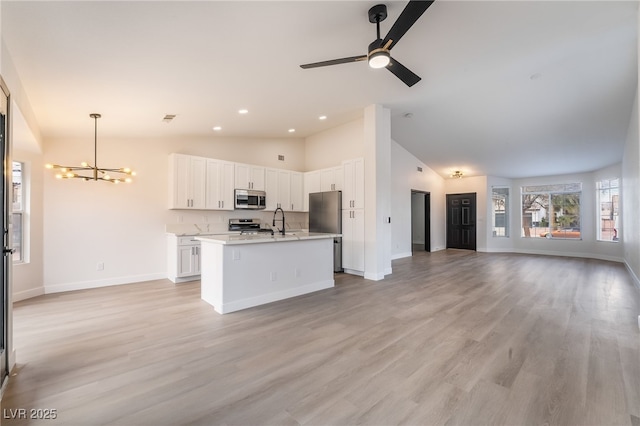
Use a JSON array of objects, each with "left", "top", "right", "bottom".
[
  {"left": 219, "top": 161, "right": 235, "bottom": 210},
  {"left": 177, "top": 245, "right": 197, "bottom": 277},
  {"left": 190, "top": 157, "right": 207, "bottom": 209},
  {"left": 265, "top": 168, "right": 279, "bottom": 211},
  {"left": 205, "top": 160, "right": 221, "bottom": 210},
  {"left": 353, "top": 158, "right": 365, "bottom": 209},
  {"left": 234, "top": 163, "right": 251, "bottom": 189},
  {"left": 351, "top": 209, "right": 365, "bottom": 271},
  {"left": 290, "top": 172, "right": 303, "bottom": 211},
  {"left": 278, "top": 170, "right": 291, "bottom": 210},
  {"left": 342, "top": 209, "right": 365, "bottom": 272},
  {"left": 250, "top": 166, "right": 265, "bottom": 191},
  {"left": 170, "top": 154, "right": 206, "bottom": 209},
  {"left": 320, "top": 168, "right": 335, "bottom": 192},
  {"left": 206, "top": 159, "right": 234, "bottom": 210},
  {"left": 332, "top": 166, "right": 344, "bottom": 191},
  {"left": 342, "top": 158, "right": 364, "bottom": 209},
  {"left": 171, "top": 154, "right": 191, "bottom": 209}
]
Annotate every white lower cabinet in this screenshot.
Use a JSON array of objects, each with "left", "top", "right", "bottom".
[
  {"left": 167, "top": 235, "right": 201, "bottom": 283},
  {"left": 342, "top": 209, "right": 365, "bottom": 272}
]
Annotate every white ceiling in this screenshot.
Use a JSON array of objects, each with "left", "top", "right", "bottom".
[{"left": 2, "top": 1, "right": 637, "bottom": 178}]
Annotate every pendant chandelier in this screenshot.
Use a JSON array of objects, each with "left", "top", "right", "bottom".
[{"left": 45, "top": 113, "right": 136, "bottom": 183}]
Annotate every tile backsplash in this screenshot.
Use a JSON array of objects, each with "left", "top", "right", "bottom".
[{"left": 166, "top": 210, "right": 309, "bottom": 235}]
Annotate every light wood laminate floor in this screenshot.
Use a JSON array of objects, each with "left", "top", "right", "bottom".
[{"left": 2, "top": 250, "right": 639, "bottom": 425}]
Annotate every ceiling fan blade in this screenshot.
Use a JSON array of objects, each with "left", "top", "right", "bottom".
[
  {"left": 387, "top": 57, "right": 421, "bottom": 87},
  {"left": 300, "top": 55, "right": 367, "bottom": 69},
  {"left": 383, "top": 0, "right": 434, "bottom": 50}
]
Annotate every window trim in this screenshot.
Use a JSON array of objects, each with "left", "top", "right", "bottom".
[
  {"left": 596, "top": 177, "right": 620, "bottom": 243},
  {"left": 521, "top": 183, "right": 583, "bottom": 240},
  {"left": 491, "top": 186, "right": 509, "bottom": 238}
]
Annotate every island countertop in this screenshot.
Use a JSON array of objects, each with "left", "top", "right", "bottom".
[{"left": 195, "top": 232, "right": 341, "bottom": 245}]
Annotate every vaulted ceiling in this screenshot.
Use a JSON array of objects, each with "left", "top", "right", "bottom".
[{"left": 2, "top": 1, "right": 637, "bottom": 178}]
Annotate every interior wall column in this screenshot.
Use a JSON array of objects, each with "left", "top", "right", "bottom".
[{"left": 363, "top": 104, "right": 392, "bottom": 280}]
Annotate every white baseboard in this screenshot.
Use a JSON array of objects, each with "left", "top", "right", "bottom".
[
  {"left": 343, "top": 269, "right": 364, "bottom": 277},
  {"left": 12, "top": 287, "right": 45, "bottom": 302},
  {"left": 483, "top": 247, "right": 624, "bottom": 264},
  {"left": 392, "top": 252, "right": 412, "bottom": 260},
  {"left": 364, "top": 271, "right": 385, "bottom": 281},
  {"left": 44, "top": 272, "right": 167, "bottom": 294},
  {"left": 624, "top": 260, "right": 640, "bottom": 291}
]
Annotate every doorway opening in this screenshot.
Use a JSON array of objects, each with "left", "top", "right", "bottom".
[{"left": 411, "top": 190, "right": 430, "bottom": 253}]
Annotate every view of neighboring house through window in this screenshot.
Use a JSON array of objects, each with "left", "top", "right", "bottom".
[
  {"left": 12, "top": 161, "right": 23, "bottom": 262},
  {"left": 521, "top": 183, "right": 582, "bottom": 239},
  {"left": 492, "top": 187, "right": 509, "bottom": 237},
  {"left": 597, "top": 178, "right": 620, "bottom": 242}
]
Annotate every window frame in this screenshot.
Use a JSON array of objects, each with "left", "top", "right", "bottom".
[
  {"left": 596, "top": 178, "right": 620, "bottom": 243},
  {"left": 491, "top": 186, "right": 509, "bottom": 238},
  {"left": 521, "top": 183, "right": 582, "bottom": 240},
  {"left": 12, "top": 161, "right": 24, "bottom": 263}
]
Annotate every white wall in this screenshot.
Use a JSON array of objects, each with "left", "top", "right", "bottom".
[
  {"left": 623, "top": 91, "right": 640, "bottom": 285},
  {"left": 507, "top": 169, "right": 624, "bottom": 262},
  {"left": 304, "top": 118, "right": 364, "bottom": 170},
  {"left": 42, "top": 135, "right": 307, "bottom": 293},
  {"left": 390, "top": 140, "right": 445, "bottom": 259}
]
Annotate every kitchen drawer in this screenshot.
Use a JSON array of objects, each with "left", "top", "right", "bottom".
[{"left": 177, "top": 236, "right": 200, "bottom": 246}]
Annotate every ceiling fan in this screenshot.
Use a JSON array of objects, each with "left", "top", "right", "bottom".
[{"left": 300, "top": 1, "right": 434, "bottom": 87}]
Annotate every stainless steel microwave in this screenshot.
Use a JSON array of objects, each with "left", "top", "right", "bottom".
[{"left": 234, "top": 189, "right": 266, "bottom": 210}]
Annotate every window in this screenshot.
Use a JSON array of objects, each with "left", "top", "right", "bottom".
[
  {"left": 492, "top": 187, "right": 509, "bottom": 237},
  {"left": 12, "top": 161, "right": 23, "bottom": 262},
  {"left": 521, "top": 183, "right": 582, "bottom": 239},
  {"left": 596, "top": 178, "right": 619, "bottom": 242}
]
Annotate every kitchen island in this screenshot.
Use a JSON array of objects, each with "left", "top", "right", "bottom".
[{"left": 196, "top": 233, "right": 339, "bottom": 314}]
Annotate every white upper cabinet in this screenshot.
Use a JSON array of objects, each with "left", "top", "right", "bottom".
[
  {"left": 320, "top": 166, "right": 343, "bottom": 192},
  {"left": 205, "top": 159, "right": 234, "bottom": 210},
  {"left": 235, "top": 163, "right": 265, "bottom": 190},
  {"left": 303, "top": 171, "right": 321, "bottom": 212},
  {"left": 169, "top": 153, "right": 207, "bottom": 209},
  {"left": 264, "top": 168, "right": 279, "bottom": 211},
  {"left": 290, "top": 171, "right": 304, "bottom": 212},
  {"left": 265, "top": 168, "right": 304, "bottom": 212},
  {"left": 342, "top": 158, "right": 364, "bottom": 210}
]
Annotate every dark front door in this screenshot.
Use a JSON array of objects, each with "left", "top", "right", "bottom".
[{"left": 446, "top": 193, "right": 476, "bottom": 250}]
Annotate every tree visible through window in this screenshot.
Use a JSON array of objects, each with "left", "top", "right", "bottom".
[
  {"left": 521, "top": 183, "right": 582, "bottom": 239},
  {"left": 597, "top": 178, "right": 619, "bottom": 242}
]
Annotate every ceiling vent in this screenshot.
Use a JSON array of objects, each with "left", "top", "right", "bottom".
[{"left": 162, "top": 114, "right": 177, "bottom": 123}]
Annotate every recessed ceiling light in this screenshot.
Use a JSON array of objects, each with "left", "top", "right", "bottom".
[
  {"left": 288, "top": 128, "right": 296, "bottom": 133},
  {"left": 213, "top": 126, "right": 222, "bottom": 131},
  {"left": 238, "top": 109, "right": 249, "bottom": 114},
  {"left": 319, "top": 115, "right": 327, "bottom": 120}
]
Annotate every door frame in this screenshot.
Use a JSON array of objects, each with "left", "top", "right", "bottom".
[
  {"left": 410, "top": 190, "right": 431, "bottom": 253},
  {"left": 0, "top": 75, "right": 10, "bottom": 392}
]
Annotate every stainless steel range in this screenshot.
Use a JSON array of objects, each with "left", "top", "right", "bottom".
[{"left": 228, "top": 218, "right": 274, "bottom": 235}]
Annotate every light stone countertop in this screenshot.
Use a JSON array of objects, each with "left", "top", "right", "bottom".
[{"left": 195, "top": 232, "right": 340, "bottom": 245}]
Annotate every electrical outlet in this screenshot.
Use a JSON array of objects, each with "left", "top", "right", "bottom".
[
  {"left": 232, "top": 250, "right": 240, "bottom": 261},
  {"left": 97, "top": 262, "right": 104, "bottom": 271},
  {"left": 270, "top": 272, "right": 277, "bottom": 282},
  {"left": 295, "top": 268, "right": 301, "bottom": 278}
]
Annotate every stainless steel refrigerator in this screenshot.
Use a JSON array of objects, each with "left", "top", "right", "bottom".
[{"left": 309, "top": 191, "right": 343, "bottom": 272}]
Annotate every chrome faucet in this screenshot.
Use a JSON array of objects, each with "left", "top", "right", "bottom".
[{"left": 272, "top": 207, "right": 286, "bottom": 235}]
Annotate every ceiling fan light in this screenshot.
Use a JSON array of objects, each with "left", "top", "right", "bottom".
[{"left": 368, "top": 50, "right": 390, "bottom": 69}]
